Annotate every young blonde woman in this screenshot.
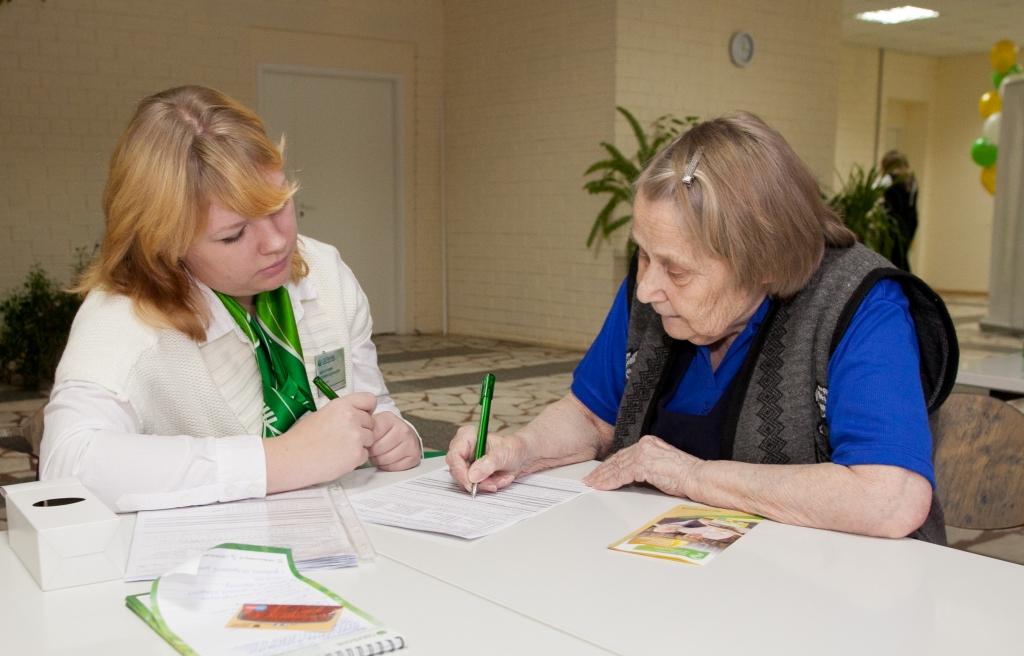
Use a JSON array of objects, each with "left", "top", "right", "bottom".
[{"left": 40, "top": 85, "right": 421, "bottom": 512}]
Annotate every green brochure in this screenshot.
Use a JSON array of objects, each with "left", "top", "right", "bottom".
[{"left": 126, "top": 543, "right": 405, "bottom": 656}]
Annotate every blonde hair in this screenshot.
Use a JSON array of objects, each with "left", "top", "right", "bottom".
[
  {"left": 635, "top": 111, "right": 854, "bottom": 298},
  {"left": 77, "top": 85, "right": 307, "bottom": 340}
]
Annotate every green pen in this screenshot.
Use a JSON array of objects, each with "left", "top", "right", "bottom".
[
  {"left": 313, "top": 376, "right": 338, "bottom": 400},
  {"left": 471, "top": 373, "right": 496, "bottom": 499}
]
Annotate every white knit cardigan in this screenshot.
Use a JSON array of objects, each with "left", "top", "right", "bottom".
[{"left": 54, "top": 236, "right": 365, "bottom": 438}]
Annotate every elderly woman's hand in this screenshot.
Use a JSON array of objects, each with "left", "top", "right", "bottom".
[
  {"left": 446, "top": 424, "right": 529, "bottom": 493},
  {"left": 369, "top": 411, "right": 422, "bottom": 471},
  {"left": 583, "top": 435, "right": 702, "bottom": 498}
]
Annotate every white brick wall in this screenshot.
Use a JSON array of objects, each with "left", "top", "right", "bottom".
[
  {"left": 443, "top": 0, "right": 618, "bottom": 348},
  {"left": 616, "top": 0, "right": 843, "bottom": 186},
  {"left": 3, "top": 0, "right": 991, "bottom": 348},
  {"left": 444, "top": 0, "right": 845, "bottom": 349},
  {"left": 0, "top": 0, "right": 444, "bottom": 332}
]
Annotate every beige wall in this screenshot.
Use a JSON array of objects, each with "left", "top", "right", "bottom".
[
  {"left": 442, "top": 0, "right": 618, "bottom": 347},
  {"left": 836, "top": 46, "right": 938, "bottom": 272},
  {"left": 835, "top": 46, "right": 937, "bottom": 183},
  {"left": 834, "top": 45, "right": 880, "bottom": 188},
  {"left": 834, "top": 46, "right": 993, "bottom": 292},
  {"left": 444, "top": 0, "right": 844, "bottom": 349},
  {"left": 920, "top": 53, "right": 994, "bottom": 292},
  {"left": 2, "top": 0, "right": 1000, "bottom": 348},
  {"left": 0, "top": 0, "right": 445, "bottom": 332},
  {"left": 616, "top": 0, "right": 843, "bottom": 185}
]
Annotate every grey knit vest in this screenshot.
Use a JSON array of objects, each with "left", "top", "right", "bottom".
[{"left": 610, "top": 243, "right": 958, "bottom": 544}]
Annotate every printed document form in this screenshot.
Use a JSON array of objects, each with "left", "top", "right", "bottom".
[
  {"left": 127, "top": 486, "right": 367, "bottom": 581},
  {"left": 351, "top": 467, "right": 590, "bottom": 539}
]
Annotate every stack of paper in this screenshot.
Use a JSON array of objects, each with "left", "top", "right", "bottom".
[{"left": 127, "top": 486, "right": 369, "bottom": 581}]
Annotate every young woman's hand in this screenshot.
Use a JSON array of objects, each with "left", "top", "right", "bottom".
[
  {"left": 265, "top": 392, "right": 377, "bottom": 493},
  {"left": 369, "top": 411, "right": 422, "bottom": 471}
]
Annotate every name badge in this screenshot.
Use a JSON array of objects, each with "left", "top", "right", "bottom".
[{"left": 314, "top": 348, "right": 346, "bottom": 397}]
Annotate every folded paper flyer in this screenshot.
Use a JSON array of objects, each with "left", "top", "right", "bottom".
[{"left": 609, "top": 504, "right": 763, "bottom": 566}]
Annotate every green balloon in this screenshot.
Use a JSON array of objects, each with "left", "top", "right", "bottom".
[
  {"left": 971, "top": 138, "right": 998, "bottom": 167},
  {"left": 993, "top": 63, "right": 1023, "bottom": 89}
]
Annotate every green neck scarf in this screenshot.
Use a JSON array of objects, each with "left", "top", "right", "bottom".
[{"left": 215, "top": 287, "right": 315, "bottom": 438}]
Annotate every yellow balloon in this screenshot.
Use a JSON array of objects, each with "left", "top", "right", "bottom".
[
  {"left": 990, "top": 39, "right": 1018, "bottom": 74},
  {"left": 979, "top": 91, "right": 1002, "bottom": 118},
  {"left": 981, "top": 165, "right": 997, "bottom": 195}
]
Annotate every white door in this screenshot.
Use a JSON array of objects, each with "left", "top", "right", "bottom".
[{"left": 259, "top": 67, "right": 402, "bottom": 333}]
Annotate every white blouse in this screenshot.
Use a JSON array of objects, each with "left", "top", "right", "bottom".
[{"left": 40, "top": 237, "right": 417, "bottom": 512}]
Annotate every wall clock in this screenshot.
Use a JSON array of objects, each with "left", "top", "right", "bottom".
[{"left": 729, "top": 31, "right": 754, "bottom": 68}]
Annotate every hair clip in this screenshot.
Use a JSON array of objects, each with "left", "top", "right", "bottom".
[{"left": 681, "top": 148, "right": 702, "bottom": 187}]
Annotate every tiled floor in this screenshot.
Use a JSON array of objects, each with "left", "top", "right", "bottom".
[
  {"left": 376, "top": 335, "right": 577, "bottom": 442},
  {"left": 2, "top": 293, "right": 1022, "bottom": 565}
]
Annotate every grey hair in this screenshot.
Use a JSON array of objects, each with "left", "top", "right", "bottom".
[{"left": 634, "top": 111, "right": 854, "bottom": 298}]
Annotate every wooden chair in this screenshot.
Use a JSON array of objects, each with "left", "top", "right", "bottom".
[{"left": 931, "top": 393, "right": 1024, "bottom": 530}]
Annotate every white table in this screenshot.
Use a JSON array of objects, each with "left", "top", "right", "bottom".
[
  {"left": 0, "top": 527, "right": 608, "bottom": 655},
  {"left": 956, "top": 351, "right": 1024, "bottom": 394},
  {"left": 343, "top": 460, "right": 1024, "bottom": 656},
  {"left": 7, "top": 462, "right": 1023, "bottom": 656}
]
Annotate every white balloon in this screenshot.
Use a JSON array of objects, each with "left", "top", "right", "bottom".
[{"left": 983, "top": 112, "right": 1002, "bottom": 145}]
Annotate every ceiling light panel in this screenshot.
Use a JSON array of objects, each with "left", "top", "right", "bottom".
[{"left": 856, "top": 6, "right": 940, "bottom": 25}]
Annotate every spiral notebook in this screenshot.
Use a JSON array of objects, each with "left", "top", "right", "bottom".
[{"left": 126, "top": 544, "right": 405, "bottom": 656}]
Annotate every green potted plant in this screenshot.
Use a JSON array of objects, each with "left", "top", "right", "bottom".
[
  {"left": 0, "top": 247, "right": 93, "bottom": 390},
  {"left": 828, "top": 165, "right": 903, "bottom": 263},
  {"left": 583, "top": 107, "right": 698, "bottom": 249}
]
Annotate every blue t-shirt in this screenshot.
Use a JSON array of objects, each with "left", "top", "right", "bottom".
[{"left": 571, "top": 278, "right": 936, "bottom": 487}]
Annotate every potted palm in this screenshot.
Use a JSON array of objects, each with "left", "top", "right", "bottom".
[
  {"left": 583, "top": 107, "right": 698, "bottom": 250},
  {"left": 828, "top": 165, "right": 903, "bottom": 263}
]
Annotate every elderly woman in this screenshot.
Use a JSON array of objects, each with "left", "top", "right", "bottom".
[
  {"left": 448, "top": 112, "right": 956, "bottom": 543},
  {"left": 41, "top": 85, "right": 421, "bottom": 512}
]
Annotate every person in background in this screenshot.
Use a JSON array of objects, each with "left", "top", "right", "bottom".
[
  {"left": 40, "top": 85, "right": 421, "bottom": 512},
  {"left": 448, "top": 113, "right": 957, "bottom": 543},
  {"left": 880, "top": 149, "right": 919, "bottom": 272}
]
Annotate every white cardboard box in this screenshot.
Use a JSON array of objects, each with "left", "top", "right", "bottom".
[{"left": 1, "top": 478, "right": 128, "bottom": 590}]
